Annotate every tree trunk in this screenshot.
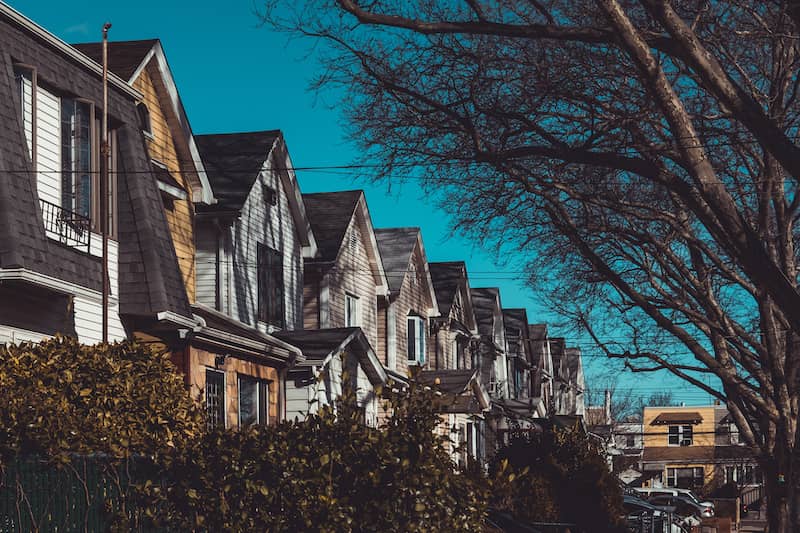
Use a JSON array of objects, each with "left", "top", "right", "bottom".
[{"left": 761, "top": 441, "right": 799, "bottom": 533}]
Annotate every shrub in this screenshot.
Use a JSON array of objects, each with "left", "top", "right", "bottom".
[
  {"left": 0, "top": 336, "right": 202, "bottom": 464},
  {"left": 490, "top": 424, "right": 625, "bottom": 532},
  {"left": 144, "top": 377, "right": 488, "bottom": 532}
]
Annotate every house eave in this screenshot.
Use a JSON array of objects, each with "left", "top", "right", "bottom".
[{"left": 0, "top": 4, "right": 142, "bottom": 100}]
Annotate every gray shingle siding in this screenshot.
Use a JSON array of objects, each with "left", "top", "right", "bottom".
[{"left": 0, "top": 15, "right": 190, "bottom": 319}]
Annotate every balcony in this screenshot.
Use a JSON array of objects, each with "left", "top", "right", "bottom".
[{"left": 40, "top": 198, "right": 91, "bottom": 253}]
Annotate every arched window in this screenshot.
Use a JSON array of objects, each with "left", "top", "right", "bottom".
[{"left": 136, "top": 102, "right": 152, "bottom": 135}]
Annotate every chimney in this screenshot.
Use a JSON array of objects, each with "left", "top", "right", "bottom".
[{"left": 604, "top": 389, "right": 612, "bottom": 425}]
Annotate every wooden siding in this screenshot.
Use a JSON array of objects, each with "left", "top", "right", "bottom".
[
  {"left": 383, "top": 241, "right": 435, "bottom": 375},
  {"left": 302, "top": 273, "right": 320, "bottom": 330},
  {"left": 36, "top": 83, "right": 61, "bottom": 207},
  {"left": 643, "top": 406, "right": 719, "bottom": 448},
  {"left": 432, "top": 288, "right": 475, "bottom": 371},
  {"left": 133, "top": 66, "right": 197, "bottom": 301},
  {"left": 222, "top": 157, "right": 304, "bottom": 332},
  {"left": 194, "top": 220, "right": 217, "bottom": 308},
  {"left": 319, "top": 215, "right": 380, "bottom": 348},
  {"left": 188, "top": 347, "right": 280, "bottom": 427}
]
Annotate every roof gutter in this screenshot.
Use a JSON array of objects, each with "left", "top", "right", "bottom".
[{"left": 0, "top": 3, "right": 142, "bottom": 100}]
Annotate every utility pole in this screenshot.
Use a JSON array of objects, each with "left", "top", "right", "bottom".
[{"left": 101, "top": 22, "right": 111, "bottom": 343}]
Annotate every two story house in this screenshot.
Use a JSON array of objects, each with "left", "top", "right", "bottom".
[
  {"left": 280, "top": 190, "right": 388, "bottom": 425},
  {"left": 0, "top": 5, "right": 190, "bottom": 346},
  {"left": 641, "top": 405, "right": 757, "bottom": 490},
  {"left": 426, "top": 262, "right": 491, "bottom": 465}
]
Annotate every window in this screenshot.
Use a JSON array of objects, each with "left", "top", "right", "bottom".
[
  {"left": 257, "top": 244, "right": 284, "bottom": 327},
  {"left": 238, "top": 375, "right": 269, "bottom": 427},
  {"left": 205, "top": 369, "right": 225, "bottom": 430},
  {"left": 13, "top": 65, "right": 35, "bottom": 161},
  {"left": 626, "top": 434, "right": 636, "bottom": 448},
  {"left": 666, "top": 467, "right": 704, "bottom": 488},
  {"left": 345, "top": 294, "right": 360, "bottom": 327},
  {"left": 407, "top": 315, "right": 426, "bottom": 364},
  {"left": 12, "top": 66, "right": 117, "bottom": 241},
  {"left": 136, "top": 102, "right": 152, "bottom": 135},
  {"left": 452, "top": 337, "right": 466, "bottom": 369},
  {"left": 61, "top": 98, "right": 94, "bottom": 219},
  {"left": 668, "top": 424, "right": 693, "bottom": 446}
]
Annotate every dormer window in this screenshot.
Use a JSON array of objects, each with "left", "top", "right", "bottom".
[{"left": 137, "top": 102, "right": 152, "bottom": 136}]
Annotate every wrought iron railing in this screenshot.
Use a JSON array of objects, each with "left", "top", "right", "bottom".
[{"left": 39, "top": 198, "right": 91, "bottom": 253}]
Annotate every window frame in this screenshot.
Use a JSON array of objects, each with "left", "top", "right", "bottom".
[
  {"left": 667, "top": 424, "right": 694, "bottom": 446},
  {"left": 257, "top": 243, "right": 285, "bottom": 328},
  {"left": 345, "top": 293, "right": 360, "bottom": 328},
  {"left": 205, "top": 369, "right": 226, "bottom": 430},
  {"left": 238, "top": 374, "right": 269, "bottom": 427},
  {"left": 407, "top": 315, "right": 426, "bottom": 365},
  {"left": 13, "top": 63, "right": 37, "bottom": 169}
]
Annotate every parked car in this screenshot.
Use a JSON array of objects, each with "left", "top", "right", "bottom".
[
  {"left": 623, "top": 495, "right": 687, "bottom": 533},
  {"left": 632, "top": 487, "right": 714, "bottom": 511},
  {"left": 647, "top": 494, "right": 713, "bottom": 529}
]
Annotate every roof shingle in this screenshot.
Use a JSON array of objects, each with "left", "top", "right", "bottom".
[
  {"left": 302, "top": 191, "right": 363, "bottom": 262},
  {"left": 374, "top": 227, "right": 419, "bottom": 296},
  {"left": 72, "top": 39, "right": 157, "bottom": 80}
]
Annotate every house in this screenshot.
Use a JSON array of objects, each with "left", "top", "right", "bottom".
[
  {"left": 373, "top": 227, "right": 439, "bottom": 378},
  {"left": 428, "top": 261, "right": 490, "bottom": 464},
  {"left": 76, "top": 34, "right": 309, "bottom": 428},
  {"left": 186, "top": 130, "right": 318, "bottom": 426},
  {"left": 641, "top": 405, "right": 759, "bottom": 490},
  {"left": 493, "top": 309, "right": 545, "bottom": 445},
  {"left": 564, "top": 347, "right": 586, "bottom": 416},
  {"left": 287, "top": 190, "right": 389, "bottom": 426},
  {"left": 527, "top": 324, "right": 555, "bottom": 415},
  {"left": 470, "top": 287, "right": 511, "bottom": 458},
  {"left": 0, "top": 5, "right": 189, "bottom": 346}
]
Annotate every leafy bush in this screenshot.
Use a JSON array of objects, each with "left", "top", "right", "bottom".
[
  {"left": 0, "top": 336, "right": 203, "bottom": 464},
  {"left": 490, "top": 425, "right": 625, "bottom": 532},
  {"left": 143, "top": 378, "right": 488, "bottom": 532}
]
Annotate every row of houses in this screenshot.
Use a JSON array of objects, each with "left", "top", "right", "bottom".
[
  {"left": 0, "top": 3, "right": 585, "bottom": 465},
  {"left": 587, "top": 400, "right": 760, "bottom": 493}
]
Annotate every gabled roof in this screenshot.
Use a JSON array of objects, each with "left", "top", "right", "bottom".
[
  {"left": 73, "top": 38, "right": 214, "bottom": 205},
  {"left": 274, "top": 327, "right": 387, "bottom": 385},
  {"left": 374, "top": 227, "right": 439, "bottom": 314},
  {"left": 72, "top": 39, "right": 157, "bottom": 81},
  {"left": 470, "top": 287, "right": 501, "bottom": 337},
  {"left": 195, "top": 131, "right": 280, "bottom": 212},
  {"left": 302, "top": 190, "right": 387, "bottom": 292},
  {"left": 302, "top": 190, "right": 363, "bottom": 261},
  {"left": 429, "top": 261, "right": 467, "bottom": 315},
  {"left": 503, "top": 309, "right": 528, "bottom": 338},
  {"left": 375, "top": 227, "right": 419, "bottom": 295},
  {"left": 528, "top": 323, "right": 548, "bottom": 341}
]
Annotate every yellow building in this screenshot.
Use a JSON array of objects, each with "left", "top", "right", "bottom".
[{"left": 641, "top": 405, "right": 758, "bottom": 491}]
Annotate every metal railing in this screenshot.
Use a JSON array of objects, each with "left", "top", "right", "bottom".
[{"left": 39, "top": 198, "right": 91, "bottom": 253}]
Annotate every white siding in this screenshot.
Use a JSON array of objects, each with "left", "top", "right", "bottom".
[
  {"left": 36, "top": 85, "right": 61, "bottom": 207},
  {"left": 228, "top": 158, "right": 304, "bottom": 331},
  {"left": 195, "top": 222, "right": 217, "bottom": 307},
  {"left": 0, "top": 325, "right": 51, "bottom": 345},
  {"left": 74, "top": 238, "right": 125, "bottom": 344}
]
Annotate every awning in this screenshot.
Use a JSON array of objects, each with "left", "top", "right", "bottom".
[{"left": 650, "top": 412, "right": 703, "bottom": 425}]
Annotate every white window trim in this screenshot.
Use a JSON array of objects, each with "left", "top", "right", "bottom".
[
  {"left": 345, "top": 293, "right": 360, "bottom": 328},
  {"left": 407, "top": 315, "right": 426, "bottom": 365},
  {"left": 238, "top": 375, "right": 269, "bottom": 427},
  {"left": 667, "top": 424, "right": 693, "bottom": 447}
]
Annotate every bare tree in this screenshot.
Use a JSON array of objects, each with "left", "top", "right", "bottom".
[{"left": 264, "top": 1, "right": 800, "bottom": 529}]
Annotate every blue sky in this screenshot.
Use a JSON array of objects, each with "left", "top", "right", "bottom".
[{"left": 5, "top": 0, "right": 716, "bottom": 405}]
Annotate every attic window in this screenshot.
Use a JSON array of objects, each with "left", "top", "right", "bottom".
[
  {"left": 137, "top": 102, "right": 152, "bottom": 136},
  {"left": 265, "top": 186, "right": 277, "bottom": 206}
]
